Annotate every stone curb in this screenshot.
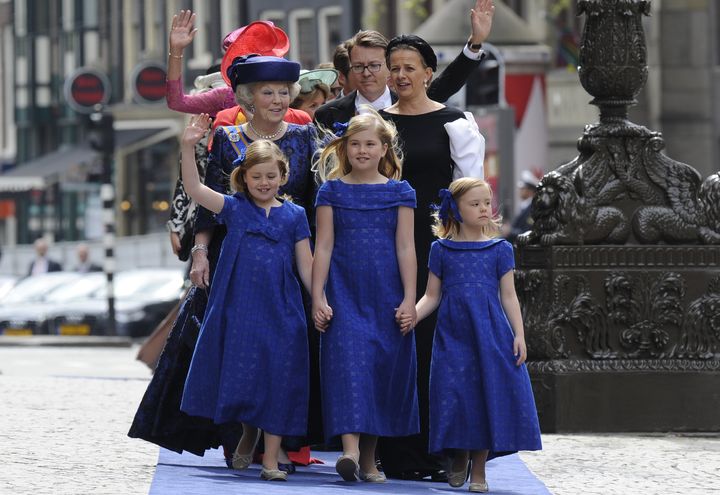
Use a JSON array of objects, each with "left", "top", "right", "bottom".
[{"left": 0, "top": 336, "right": 133, "bottom": 347}]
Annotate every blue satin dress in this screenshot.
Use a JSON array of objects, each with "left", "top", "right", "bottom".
[
  {"left": 181, "top": 194, "right": 310, "bottom": 436},
  {"left": 427, "top": 238, "right": 542, "bottom": 455},
  {"left": 316, "top": 179, "right": 420, "bottom": 440}
]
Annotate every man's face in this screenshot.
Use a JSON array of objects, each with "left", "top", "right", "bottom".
[{"left": 349, "top": 46, "right": 389, "bottom": 101}]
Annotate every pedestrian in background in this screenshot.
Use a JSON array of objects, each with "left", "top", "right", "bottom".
[
  {"left": 504, "top": 170, "right": 539, "bottom": 243},
  {"left": 74, "top": 243, "right": 102, "bottom": 273},
  {"left": 411, "top": 178, "right": 542, "bottom": 493},
  {"left": 27, "top": 238, "right": 62, "bottom": 276}
]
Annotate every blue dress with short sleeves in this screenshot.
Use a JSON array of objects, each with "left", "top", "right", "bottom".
[
  {"left": 427, "top": 238, "right": 542, "bottom": 455},
  {"left": 316, "top": 179, "right": 420, "bottom": 440},
  {"left": 180, "top": 193, "right": 310, "bottom": 437}
]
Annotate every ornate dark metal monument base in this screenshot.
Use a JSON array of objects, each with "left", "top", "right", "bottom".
[{"left": 516, "top": 245, "right": 720, "bottom": 432}]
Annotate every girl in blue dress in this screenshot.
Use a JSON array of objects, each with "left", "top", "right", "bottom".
[
  {"left": 412, "top": 178, "right": 541, "bottom": 493},
  {"left": 177, "top": 113, "right": 314, "bottom": 482},
  {"left": 311, "top": 111, "right": 419, "bottom": 483}
]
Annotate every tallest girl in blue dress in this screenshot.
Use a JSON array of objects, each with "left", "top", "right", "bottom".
[{"left": 312, "top": 109, "right": 419, "bottom": 483}]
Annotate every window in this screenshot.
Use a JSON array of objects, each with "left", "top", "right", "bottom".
[
  {"left": 289, "top": 9, "right": 316, "bottom": 69},
  {"left": 318, "top": 6, "right": 342, "bottom": 65}
]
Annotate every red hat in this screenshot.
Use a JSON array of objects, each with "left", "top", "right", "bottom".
[{"left": 221, "top": 21, "right": 290, "bottom": 85}]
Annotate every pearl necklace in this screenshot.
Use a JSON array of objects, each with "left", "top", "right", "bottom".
[{"left": 248, "top": 120, "right": 285, "bottom": 140}]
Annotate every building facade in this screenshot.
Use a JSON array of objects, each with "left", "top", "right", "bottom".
[{"left": 0, "top": 0, "right": 718, "bottom": 247}]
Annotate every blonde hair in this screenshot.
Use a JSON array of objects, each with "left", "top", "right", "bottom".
[
  {"left": 315, "top": 108, "right": 403, "bottom": 182},
  {"left": 229, "top": 140, "right": 289, "bottom": 196},
  {"left": 432, "top": 178, "right": 502, "bottom": 239}
]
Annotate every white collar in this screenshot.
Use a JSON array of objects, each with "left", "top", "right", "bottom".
[{"left": 355, "top": 86, "right": 392, "bottom": 114}]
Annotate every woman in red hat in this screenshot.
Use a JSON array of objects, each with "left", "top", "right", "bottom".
[{"left": 165, "top": 10, "right": 309, "bottom": 125}]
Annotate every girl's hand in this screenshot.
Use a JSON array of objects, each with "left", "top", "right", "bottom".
[
  {"left": 312, "top": 300, "right": 333, "bottom": 332},
  {"left": 395, "top": 300, "right": 417, "bottom": 335},
  {"left": 169, "top": 10, "right": 198, "bottom": 53},
  {"left": 513, "top": 335, "right": 527, "bottom": 366},
  {"left": 182, "top": 114, "right": 211, "bottom": 147},
  {"left": 395, "top": 312, "right": 414, "bottom": 335}
]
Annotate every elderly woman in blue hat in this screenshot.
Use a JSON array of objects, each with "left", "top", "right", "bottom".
[{"left": 193, "top": 54, "right": 319, "bottom": 280}]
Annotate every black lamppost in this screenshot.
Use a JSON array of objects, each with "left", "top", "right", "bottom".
[{"left": 88, "top": 105, "right": 117, "bottom": 336}]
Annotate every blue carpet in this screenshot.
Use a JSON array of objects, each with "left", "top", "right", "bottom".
[{"left": 150, "top": 448, "right": 550, "bottom": 495}]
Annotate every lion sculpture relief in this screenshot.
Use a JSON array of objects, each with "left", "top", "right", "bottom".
[{"left": 517, "top": 171, "right": 630, "bottom": 246}]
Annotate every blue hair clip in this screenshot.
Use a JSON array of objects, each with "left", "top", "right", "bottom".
[
  {"left": 332, "top": 121, "right": 349, "bottom": 137},
  {"left": 436, "top": 188, "right": 463, "bottom": 224}
]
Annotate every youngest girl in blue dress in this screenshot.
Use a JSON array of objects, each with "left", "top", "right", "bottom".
[
  {"left": 177, "top": 114, "right": 314, "bottom": 482},
  {"left": 413, "top": 177, "right": 542, "bottom": 493}
]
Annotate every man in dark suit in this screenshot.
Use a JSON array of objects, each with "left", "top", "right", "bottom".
[
  {"left": 315, "top": 23, "right": 485, "bottom": 129},
  {"left": 28, "top": 238, "right": 63, "bottom": 276},
  {"left": 506, "top": 170, "right": 539, "bottom": 243},
  {"left": 75, "top": 243, "right": 102, "bottom": 273}
]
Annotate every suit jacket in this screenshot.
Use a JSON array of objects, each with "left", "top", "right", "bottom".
[
  {"left": 315, "top": 48, "right": 480, "bottom": 129},
  {"left": 77, "top": 263, "right": 103, "bottom": 273},
  {"left": 27, "top": 258, "right": 63, "bottom": 276}
]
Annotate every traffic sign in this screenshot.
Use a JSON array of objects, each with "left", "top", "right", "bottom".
[
  {"left": 131, "top": 62, "right": 167, "bottom": 103},
  {"left": 64, "top": 68, "right": 111, "bottom": 114}
]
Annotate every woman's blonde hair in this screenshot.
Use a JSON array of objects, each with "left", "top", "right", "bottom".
[
  {"left": 315, "top": 107, "right": 403, "bottom": 182},
  {"left": 432, "top": 178, "right": 502, "bottom": 239},
  {"left": 229, "top": 140, "right": 289, "bottom": 195}
]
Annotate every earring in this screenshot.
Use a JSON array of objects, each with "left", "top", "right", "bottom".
[
  {"left": 248, "top": 104, "right": 255, "bottom": 113},
  {"left": 423, "top": 80, "right": 429, "bottom": 88}
]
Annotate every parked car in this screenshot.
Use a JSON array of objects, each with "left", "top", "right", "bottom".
[
  {"left": 0, "top": 272, "right": 86, "bottom": 335},
  {"left": 0, "top": 275, "right": 19, "bottom": 301},
  {"left": 51, "top": 268, "right": 185, "bottom": 337}
]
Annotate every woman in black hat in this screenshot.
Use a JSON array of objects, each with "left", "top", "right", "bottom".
[{"left": 377, "top": 1, "right": 495, "bottom": 481}]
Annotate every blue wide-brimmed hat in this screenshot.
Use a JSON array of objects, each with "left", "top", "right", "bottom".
[{"left": 226, "top": 54, "right": 301, "bottom": 91}]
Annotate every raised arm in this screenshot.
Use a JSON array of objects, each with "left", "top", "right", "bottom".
[
  {"left": 180, "top": 114, "right": 224, "bottom": 214},
  {"left": 311, "top": 205, "right": 335, "bottom": 332},
  {"left": 499, "top": 269, "right": 527, "bottom": 365},
  {"left": 427, "top": 0, "right": 495, "bottom": 103},
  {"left": 166, "top": 10, "right": 233, "bottom": 116},
  {"left": 394, "top": 206, "right": 417, "bottom": 334}
]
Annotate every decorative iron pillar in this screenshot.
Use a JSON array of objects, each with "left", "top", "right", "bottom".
[{"left": 516, "top": 0, "right": 720, "bottom": 432}]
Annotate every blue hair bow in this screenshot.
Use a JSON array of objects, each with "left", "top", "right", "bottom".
[
  {"left": 232, "top": 148, "right": 246, "bottom": 166},
  {"left": 332, "top": 121, "right": 349, "bottom": 137},
  {"left": 435, "top": 188, "right": 462, "bottom": 224}
]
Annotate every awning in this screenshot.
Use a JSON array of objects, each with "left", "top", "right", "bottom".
[
  {"left": 0, "top": 128, "right": 168, "bottom": 192},
  {"left": 414, "top": 0, "right": 543, "bottom": 45}
]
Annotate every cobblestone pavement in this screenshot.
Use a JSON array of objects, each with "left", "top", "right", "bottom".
[
  {"left": 521, "top": 433, "right": 720, "bottom": 495},
  {"left": 2, "top": 345, "right": 719, "bottom": 495},
  {"left": 1, "top": 346, "right": 157, "bottom": 495}
]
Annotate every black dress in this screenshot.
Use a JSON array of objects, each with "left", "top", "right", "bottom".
[{"left": 378, "top": 107, "right": 466, "bottom": 477}]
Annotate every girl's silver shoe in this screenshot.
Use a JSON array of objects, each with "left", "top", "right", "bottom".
[
  {"left": 260, "top": 467, "right": 288, "bottom": 481},
  {"left": 359, "top": 471, "right": 387, "bottom": 482},
  {"left": 469, "top": 481, "right": 489, "bottom": 492},
  {"left": 448, "top": 461, "right": 470, "bottom": 487}
]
